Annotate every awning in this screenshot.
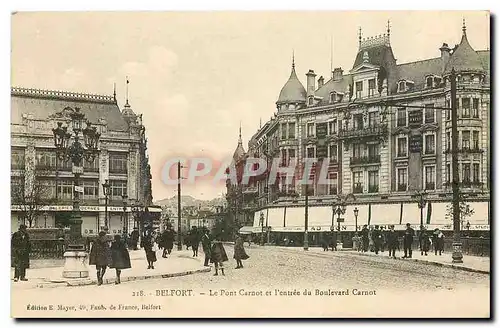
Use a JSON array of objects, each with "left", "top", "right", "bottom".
[
  {"left": 253, "top": 210, "right": 264, "bottom": 227},
  {"left": 369, "top": 203, "right": 401, "bottom": 225},
  {"left": 267, "top": 207, "right": 285, "bottom": 228},
  {"left": 343, "top": 204, "right": 370, "bottom": 228},
  {"left": 308, "top": 206, "right": 333, "bottom": 227},
  {"left": 284, "top": 207, "right": 305, "bottom": 229},
  {"left": 469, "top": 202, "right": 489, "bottom": 225},
  {"left": 402, "top": 203, "right": 422, "bottom": 226},
  {"left": 239, "top": 226, "right": 255, "bottom": 234}
]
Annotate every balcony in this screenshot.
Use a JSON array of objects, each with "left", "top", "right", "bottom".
[
  {"left": 350, "top": 155, "right": 381, "bottom": 166},
  {"left": 397, "top": 184, "right": 407, "bottom": 192},
  {"left": 109, "top": 167, "right": 128, "bottom": 174},
  {"left": 368, "top": 185, "right": 379, "bottom": 193},
  {"left": 444, "top": 147, "right": 483, "bottom": 154},
  {"left": 339, "top": 124, "right": 388, "bottom": 140},
  {"left": 328, "top": 186, "right": 338, "bottom": 195},
  {"left": 242, "top": 186, "right": 258, "bottom": 194},
  {"left": 444, "top": 180, "right": 484, "bottom": 189},
  {"left": 397, "top": 118, "right": 406, "bottom": 127},
  {"left": 352, "top": 183, "right": 363, "bottom": 194},
  {"left": 424, "top": 182, "right": 435, "bottom": 191}
]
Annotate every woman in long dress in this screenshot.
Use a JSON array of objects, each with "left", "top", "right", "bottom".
[
  {"left": 233, "top": 234, "right": 250, "bottom": 269},
  {"left": 89, "top": 231, "right": 112, "bottom": 286},
  {"left": 210, "top": 235, "right": 228, "bottom": 276},
  {"left": 109, "top": 234, "right": 131, "bottom": 284},
  {"left": 143, "top": 233, "right": 157, "bottom": 269}
]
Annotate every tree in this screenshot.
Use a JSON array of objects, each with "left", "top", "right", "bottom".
[
  {"left": 11, "top": 157, "right": 55, "bottom": 228},
  {"left": 446, "top": 193, "right": 475, "bottom": 230}
]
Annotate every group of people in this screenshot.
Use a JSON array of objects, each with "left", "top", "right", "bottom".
[{"left": 356, "top": 223, "right": 445, "bottom": 259}]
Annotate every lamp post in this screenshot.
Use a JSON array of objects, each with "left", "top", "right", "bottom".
[
  {"left": 333, "top": 202, "right": 347, "bottom": 248},
  {"left": 43, "top": 212, "right": 48, "bottom": 228},
  {"left": 259, "top": 212, "right": 265, "bottom": 246},
  {"left": 354, "top": 207, "right": 359, "bottom": 232},
  {"left": 122, "top": 193, "right": 128, "bottom": 235},
  {"left": 266, "top": 226, "right": 272, "bottom": 245},
  {"left": 52, "top": 108, "right": 100, "bottom": 278},
  {"left": 304, "top": 185, "right": 310, "bottom": 251},
  {"left": 102, "top": 179, "right": 110, "bottom": 232}
]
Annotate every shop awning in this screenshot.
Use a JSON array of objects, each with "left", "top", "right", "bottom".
[
  {"left": 267, "top": 207, "right": 285, "bottom": 228},
  {"left": 308, "top": 206, "right": 333, "bottom": 227},
  {"left": 284, "top": 206, "right": 305, "bottom": 229},
  {"left": 369, "top": 203, "right": 401, "bottom": 226},
  {"left": 402, "top": 203, "right": 422, "bottom": 226},
  {"left": 239, "top": 226, "right": 255, "bottom": 234}
]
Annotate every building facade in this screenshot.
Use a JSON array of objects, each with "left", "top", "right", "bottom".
[
  {"left": 11, "top": 87, "right": 158, "bottom": 235},
  {"left": 232, "top": 23, "right": 490, "bottom": 241}
]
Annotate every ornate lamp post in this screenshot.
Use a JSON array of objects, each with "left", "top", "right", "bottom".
[
  {"left": 266, "top": 226, "right": 272, "bottom": 245},
  {"left": 354, "top": 207, "right": 359, "bottom": 232},
  {"left": 122, "top": 193, "right": 128, "bottom": 235},
  {"left": 52, "top": 108, "right": 100, "bottom": 278},
  {"left": 414, "top": 190, "right": 428, "bottom": 230},
  {"left": 102, "top": 179, "right": 110, "bottom": 231},
  {"left": 259, "top": 212, "right": 265, "bottom": 246},
  {"left": 333, "top": 200, "right": 347, "bottom": 248}
]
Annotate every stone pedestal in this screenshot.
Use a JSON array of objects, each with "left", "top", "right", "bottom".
[
  {"left": 337, "top": 242, "right": 343, "bottom": 251},
  {"left": 62, "top": 251, "right": 90, "bottom": 278},
  {"left": 452, "top": 241, "right": 464, "bottom": 263}
]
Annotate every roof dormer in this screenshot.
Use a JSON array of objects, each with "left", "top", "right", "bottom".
[{"left": 397, "top": 80, "right": 415, "bottom": 93}]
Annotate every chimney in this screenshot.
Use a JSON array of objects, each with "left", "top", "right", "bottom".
[
  {"left": 306, "top": 70, "right": 316, "bottom": 98},
  {"left": 318, "top": 76, "right": 324, "bottom": 88},
  {"left": 440, "top": 43, "right": 451, "bottom": 71},
  {"left": 333, "top": 67, "right": 343, "bottom": 81}
]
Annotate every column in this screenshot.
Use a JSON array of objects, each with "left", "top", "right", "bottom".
[
  {"left": 99, "top": 147, "right": 109, "bottom": 229},
  {"left": 128, "top": 145, "right": 138, "bottom": 201}
]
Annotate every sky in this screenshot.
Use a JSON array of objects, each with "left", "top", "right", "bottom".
[{"left": 10, "top": 11, "right": 490, "bottom": 201}]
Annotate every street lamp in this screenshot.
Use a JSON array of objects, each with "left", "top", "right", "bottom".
[
  {"left": 354, "top": 207, "right": 359, "bottom": 232},
  {"left": 102, "top": 179, "right": 110, "bottom": 231},
  {"left": 333, "top": 200, "right": 347, "bottom": 248},
  {"left": 259, "top": 212, "right": 265, "bottom": 246},
  {"left": 414, "top": 190, "right": 428, "bottom": 230},
  {"left": 52, "top": 108, "right": 100, "bottom": 278},
  {"left": 122, "top": 193, "right": 128, "bottom": 235},
  {"left": 266, "top": 226, "right": 272, "bottom": 245}
]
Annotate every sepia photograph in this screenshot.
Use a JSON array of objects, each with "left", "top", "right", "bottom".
[{"left": 9, "top": 10, "right": 490, "bottom": 318}]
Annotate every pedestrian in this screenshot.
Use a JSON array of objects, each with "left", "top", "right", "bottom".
[
  {"left": 433, "top": 228, "right": 445, "bottom": 255},
  {"left": 89, "top": 230, "right": 112, "bottom": 286},
  {"left": 387, "top": 225, "right": 398, "bottom": 259},
  {"left": 402, "top": 223, "right": 415, "bottom": 259},
  {"left": 233, "top": 233, "right": 250, "bottom": 269},
  {"left": 165, "top": 227, "right": 175, "bottom": 255},
  {"left": 201, "top": 229, "right": 212, "bottom": 267},
  {"left": 330, "top": 231, "right": 337, "bottom": 251},
  {"left": 210, "top": 235, "right": 228, "bottom": 276},
  {"left": 110, "top": 234, "right": 131, "bottom": 284},
  {"left": 142, "top": 233, "right": 157, "bottom": 269},
  {"left": 130, "top": 227, "right": 139, "bottom": 250},
  {"left": 368, "top": 226, "right": 375, "bottom": 252},
  {"left": 321, "top": 235, "right": 328, "bottom": 251},
  {"left": 361, "top": 225, "right": 369, "bottom": 252},
  {"left": 158, "top": 229, "right": 168, "bottom": 258},
  {"left": 190, "top": 227, "right": 200, "bottom": 257},
  {"left": 380, "top": 226, "right": 386, "bottom": 252},
  {"left": 11, "top": 224, "right": 31, "bottom": 282},
  {"left": 372, "top": 225, "right": 382, "bottom": 255},
  {"left": 419, "top": 227, "right": 431, "bottom": 256}
]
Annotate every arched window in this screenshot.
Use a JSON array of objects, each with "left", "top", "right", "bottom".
[
  {"left": 426, "top": 76, "right": 434, "bottom": 88},
  {"left": 330, "top": 92, "right": 336, "bottom": 103},
  {"left": 308, "top": 96, "right": 314, "bottom": 106},
  {"left": 398, "top": 81, "right": 406, "bottom": 93}
]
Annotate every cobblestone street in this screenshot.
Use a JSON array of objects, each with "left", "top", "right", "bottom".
[{"left": 12, "top": 245, "right": 489, "bottom": 318}]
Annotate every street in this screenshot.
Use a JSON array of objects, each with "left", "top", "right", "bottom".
[{"left": 12, "top": 245, "right": 490, "bottom": 318}]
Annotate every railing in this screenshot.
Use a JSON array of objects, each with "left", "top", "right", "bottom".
[
  {"left": 444, "top": 147, "right": 483, "bottom": 154},
  {"left": 350, "top": 155, "right": 381, "bottom": 165},
  {"left": 397, "top": 118, "right": 407, "bottom": 127},
  {"left": 109, "top": 167, "right": 128, "bottom": 174},
  {"left": 425, "top": 182, "right": 435, "bottom": 190},
  {"left": 396, "top": 151, "right": 408, "bottom": 158},
  {"left": 368, "top": 185, "right": 379, "bottom": 193},
  {"left": 29, "top": 239, "right": 65, "bottom": 259},
  {"left": 397, "top": 184, "right": 407, "bottom": 192},
  {"left": 352, "top": 184, "right": 363, "bottom": 194},
  {"left": 339, "top": 124, "right": 388, "bottom": 139}
]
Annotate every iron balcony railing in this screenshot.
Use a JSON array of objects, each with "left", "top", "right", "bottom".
[
  {"left": 350, "top": 155, "right": 381, "bottom": 165},
  {"left": 339, "top": 124, "right": 388, "bottom": 139}
]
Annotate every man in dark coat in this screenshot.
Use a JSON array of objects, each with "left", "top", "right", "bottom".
[
  {"left": 201, "top": 230, "right": 212, "bottom": 267},
  {"left": 165, "top": 228, "right": 175, "bottom": 255},
  {"left": 233, "top": 234, "right": 249, "bottom": 269},
  {"left": 11, "top": 224, "right": 31, "bottom": 282},
  {"left": 419, "top": 227, "right": 431, "bottom": 256},
  {"left": 372, "top": 225, "right": 382, "bottom": 255},
  {"left": 386, "top": 225, "right": 399, "bottom": 259},
  {"left": 130, "top": 227, "right": 139, "bottom": 250},
  {"left": 110, "top": 234, "right": 131, "bottom": 284},
  {"left": 361, "top": 225, "right": 369, "bottom": 252},
  {"left": 402, "top": 223, "right": 415, "bottom": 259},
  {"left": 190, "top": 227, "right": 200, "bottom": 257},
  {"left": 89, "top": 231, "right": 112, "bottom": 285},
  {"left": 210, "top": 235, "right": 228, "bottom": 276}
]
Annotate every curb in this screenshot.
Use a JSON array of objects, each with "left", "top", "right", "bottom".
[
  {"left": 40, "top": 267, "right": 211, "bottom": 288},
  {"left": 345, "top": 251, "right": 490, "bottom": 275}
]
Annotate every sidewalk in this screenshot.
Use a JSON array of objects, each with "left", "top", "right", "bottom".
[
  {"left": 11, "top": 249, "right": 210, "bottom": 289},
  {"left": 345, "top": 249, "right": 490, "bottom": 274}
]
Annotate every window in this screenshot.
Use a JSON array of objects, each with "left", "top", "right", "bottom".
[
  {"left": 368, "top": 171, "right": 379, "bottom": 193},
  {"left": 308, "top": 97, "right": 314, "bottom": 106},
  {"left": 446, "top": 132, "right": 451, "bottom": 152},
  {"left": 446, "top": 99, "right": 451, "bottom": 120},
  {"left": 84, "top": 157, "right": 99, "bottom": 172},
  {"left": 368, "top": 79, "right": 376, "bottom": 97},
  {"left": 330, "top": 92, "right": 336, "bottom": 103},
  {"left": 398, "top": 81, "right": 406, "bottom": 92},
  {"left": 426, "top": 76, "right": 433, "bottom": 88},
  {"left": 281, "top": 149, "right": 287, "bottom": 165},
  {"left": 281, "top": 124, "right": 287, "bottom": 140},
  {"left": 424, "top": 134, "right": 435, "bottom": 154},
  {"left": 36, "top": 150, "right": 57, "bottom": 169},
  {"left": 328, "top": 120, "right": 337, "bottom": 135},
  {"left": 355, "top": 81, "right": 363, "bottom": 98},
  {"left": 473, "top": 163, "right": 480, "bottom": 182},
  {"left": 288, "top": 149, "right": 295, "bottom": 164},
  {"left": 58, "top": 179, "right": 73, "bottom": 200},
  {"left": 109, "top": 153, "right": 127, "bottom": 174},
  {"left": 462, "top": 98, "right": 471, "bottom": 118},
  {"left": 408, "top": 109, "right": 423, "bottom": 126},
  {"left": 11, "top": 148, "right": 25, "bottom": 169},
  {"left": 397, "top": 168, "right": 407, "bottom": 191},
  {"left": 288, "top": 123, "right": 295, "bottom": 139},
  {"left": 397, "top": 108, "right": 407, "bottom": 127},
  {"left": 462, "top": 131, "right": 471, "bottom": 150},
  {"left": 368, "top": 112, "right": 377, "bottom": 127},
  {"left": 328, "top": 173, "right": 338, "bottom": 195},
  {"left": 306, "top": 147, "right": 315, "bottom": 159},
  {"left": 446, "top": 164, "right": 451, "bottom": 183},
  {"left": 58, "top": 158, "right": 72, "bottom": 171},
  {"left": 424, "top": 166, "right": 435, "bottom": 190},
  {"left": 472, "top": 131, "right": 479, "bottom": 150},
  {"left": 307, "top": 123, "right": 315, "bottom": 137},
  {"left": 352, "top": 171, "right": 363, "bottom": 193},
  {"left": 352, "top": 143, "right": 362, "bottom": 159},
  {"left": 367, "top": 144, "right": 379, "bottom": 159},
  {"left": 11, "top": 177, "right": 25, "bottom": 199},
  {"left": 472, "top": 98, "right": 479, "bottom": 118},
  {"left": 110, "top": 180, "right": 127, "bottom": 200},
  {"left": 82, "top": 180, "right": 99, "bottom": 200},
  {"left": 425, "top": 104, "right": 435, "bottom": 123},
  {"left": 353, "top": 114, "right": 364, "bottom": 130},
  {"left": 329, "top": 144, "right": 338, "bottom": 162},
  {"left": 462, "top": 163, "right": 471, "bottom": 183},
  {"left": 397, "top": 137, "right": 407, "bottom": 157}
]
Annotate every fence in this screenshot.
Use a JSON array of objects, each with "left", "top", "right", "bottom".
[{"left": 29, "top": 239, "right": 65, "bottom": 259}]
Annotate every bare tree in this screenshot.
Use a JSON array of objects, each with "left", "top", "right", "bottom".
[
  {"left": 446, "top": 193, "right": 475, "bottom": 230},
  {"left": 11, "top": 156, "right": 55, "bottom": 228}
]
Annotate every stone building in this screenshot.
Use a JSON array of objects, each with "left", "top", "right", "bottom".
[
  {"left": 10, "top": 87, "right": 159, "bottom": 235},
  {"left": 235, "top": 22, "right": 490, "bottom": 243}
]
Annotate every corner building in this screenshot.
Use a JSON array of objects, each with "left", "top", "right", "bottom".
[{"left": 235, "top": 23, "right": 490, "bottom": 244}]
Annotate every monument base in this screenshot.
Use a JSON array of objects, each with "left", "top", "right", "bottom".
[
  {"left": 62, "top": 250, "right": 90, "bottom": 278},
  {"left": 452, "top": 242, "right": 464, "bottom": 263}
]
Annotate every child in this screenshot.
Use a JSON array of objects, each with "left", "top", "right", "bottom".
[{"left": 210, "top": 236, "right": 228, "bottom": 276}]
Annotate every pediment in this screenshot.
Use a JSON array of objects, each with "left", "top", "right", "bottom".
[{"left": 350, "top": 63, "right": 379, "bottom": 73}]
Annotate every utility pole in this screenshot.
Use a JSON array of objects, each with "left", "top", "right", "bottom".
[
  {"left": 304, "top": 186, "right": 309, "bottom": 250},
  {"left": 177, "top": 161, "right": 182, "bottom": 251},
  {"left": 451, "top": 68, "right": 463, "bottom": 263}
]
